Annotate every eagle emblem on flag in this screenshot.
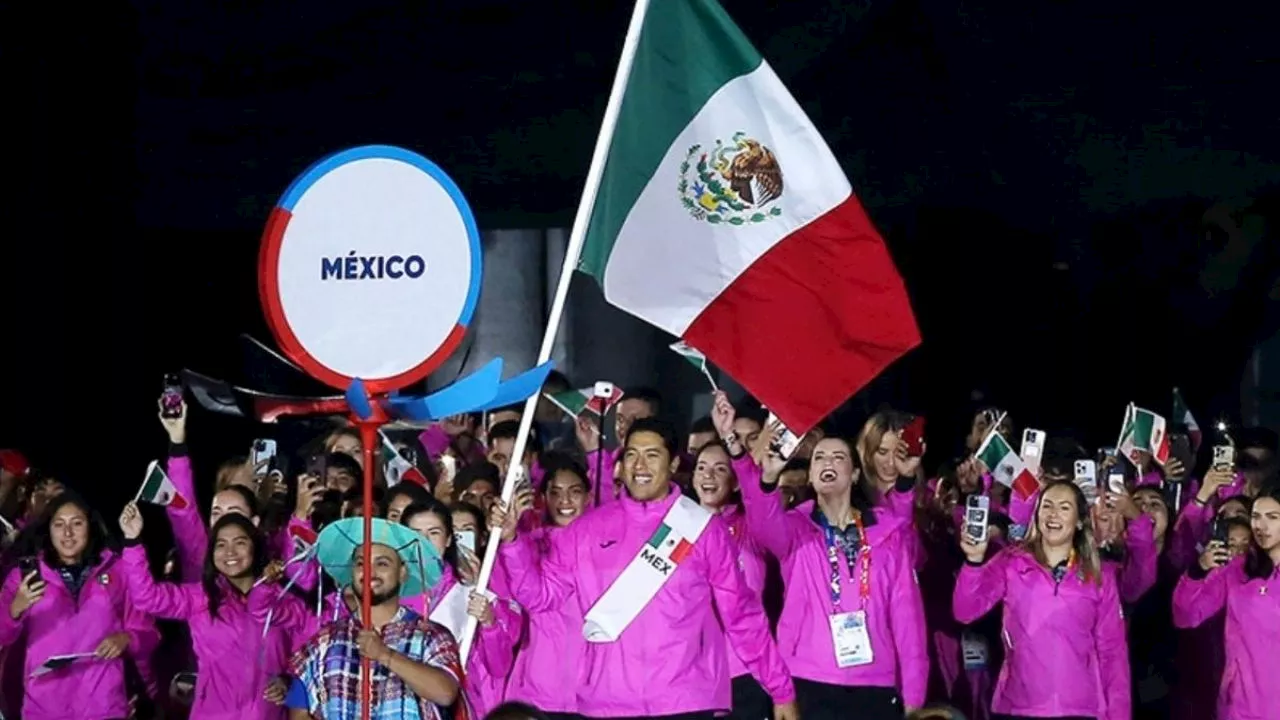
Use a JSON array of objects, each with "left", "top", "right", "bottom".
[{"left": 678, "top": 132, "right": 785, "bottom": 225}]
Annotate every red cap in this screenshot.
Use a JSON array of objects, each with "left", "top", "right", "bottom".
[{"left": 0, "top": 449, "right": 31, "bottom": 478}]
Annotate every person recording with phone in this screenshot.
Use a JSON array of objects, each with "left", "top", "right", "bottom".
[
  {"left": 1172, "top": 485, "right": 1280, "bottom": 720},
  {"left": 0, "top": 492, "right": 160, "bottom": 720},
  {"left": 955, "top": 480, "right": 1130, "bottom": 720}
]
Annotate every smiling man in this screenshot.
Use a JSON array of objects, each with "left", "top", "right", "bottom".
[{"left": 492, "top": 418, "right": 798, "bottom": 720}]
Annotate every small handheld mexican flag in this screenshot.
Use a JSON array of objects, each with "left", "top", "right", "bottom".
[
  {"left": 287, "top": 523, "right": 318, "bottom": 558},
  {"left": 544, "top": 384, "right": 625, "bottom": 418},
  {"left": 379, "top": 431, "right": 428, "bottom": 487},
  {"left": 975, "top": 421, "right": 1039, "bottom": 500},
  {"left": 670, "top": 341, "right": 718, "bottom": 390},
  {"left": 135, "top": 461, "right": 190, "bottom": 509},
  {"left": 1118, "top": 403, "right": 1170, "bottom": 465},
  {"left": 1172, "top": 387, "right": 1202, "bottom": 451}
]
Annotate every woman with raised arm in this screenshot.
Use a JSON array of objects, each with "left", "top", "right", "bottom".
[
  {"left": 1172, "top": 484, "right": 1280, "bottom": 719},
  {"left": 716, "top": 392, "right": 927, "bottom": 719},
  {"left": 118, "top": 502, "right": 304, "bottom": 719},
  {"left": 954, "top": 480, "right": 1130, "bottom": 720}
]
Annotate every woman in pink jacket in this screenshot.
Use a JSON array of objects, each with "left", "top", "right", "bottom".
[
  {"left": 717, "top": 397, "right": 927, "bottom": 720},
  {"left": 400, "top": 497, "right": 522, "bottom": 718},
  {"left": 1171, "top": 486, "right": 1280, "bottom": 720},
  {"left": 954, "top": 480, "right": 1130, "bottom": 720},
  {"left": 118, "top": 504, "right": 303, "bottom": 719},
  {"left": 689, "top": 439, "right": 774, "bottom": 720},
  {"left": 0, "top": 491, "right": 159, "bottom": 720},
  {"left": 503, "top": 452, "right": 591, "bottom": 719}
]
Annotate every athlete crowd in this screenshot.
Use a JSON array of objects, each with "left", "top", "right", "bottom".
[{"left": 1, "top": 378, "right": 1278, "bottom": 720}]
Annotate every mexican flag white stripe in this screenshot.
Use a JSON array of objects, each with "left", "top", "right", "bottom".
[
  {"left": 577, "top": 0, "right": 919, "bottom": 434},
  {"left": 600, "top": 65, "right": 852, "bottom": 334}
]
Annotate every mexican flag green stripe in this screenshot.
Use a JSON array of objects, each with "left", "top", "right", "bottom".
[{"left": 577, "top": 0, "right": 762, "bottom": 278}]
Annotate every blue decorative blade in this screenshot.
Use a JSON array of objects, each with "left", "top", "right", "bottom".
[
  {"left": 345, "top": 379, "right": 375, "bottom": 421},
  {"left": 472, "top": 361, "right": 557, "bottom": 411},
  {"left": 388, "top": 358, "right": 504, "bottom": 421}
]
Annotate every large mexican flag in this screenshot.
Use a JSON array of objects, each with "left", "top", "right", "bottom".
[{"left": 576, "top": 0, "right": 919, "bottom": 434}]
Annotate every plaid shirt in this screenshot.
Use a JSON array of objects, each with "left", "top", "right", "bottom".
[{"left": 290, "top": 606, "right": 468, "bottom": 720}]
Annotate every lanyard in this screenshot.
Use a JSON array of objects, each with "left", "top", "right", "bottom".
[{"left": 822, "top": 513, "right": 870, "bottom": 610}]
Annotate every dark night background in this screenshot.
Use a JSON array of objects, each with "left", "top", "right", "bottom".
[{"left": 4, "top": 1, "right": 1278, "bottom": 513}]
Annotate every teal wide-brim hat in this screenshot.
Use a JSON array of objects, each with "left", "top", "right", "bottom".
[{"left": 315, "top": 517, "right": 443, "bottom": 598}]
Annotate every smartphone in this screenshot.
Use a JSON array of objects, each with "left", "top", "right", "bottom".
[
  {"left": 250, "top": 439, "right": 278, "bottom": 478},
  {"left": 455, "top": 530, "right": 477, "bottom": 554},
  {"left": 439, "top": 454, "right": 457, "bottom": 482},
  {"left": 305, "top": 454, "right": 327, "bottom": 480},
  {"left": 766, "top": 412, "right": 802, "bottom": 460},
  {"left": 19, "top": 556, "right": 38, "bottom": 578},
  {"left": 964, "top": 495, "right": 990, "bottom": 543},
  {"left": 1107, "top": 464, "right": 1127, "bottom": 496},
  {"left": 1168, "top": 433, "right": 1194, "bottom": 474},
  {"left": 1212, "top": 445, "right": 1235, "bottom": 471},
  {"left": 160, "top": 374, "right": 184, "bottom": 419},
  {"left": 1020, "top": 429, "right": 1047, "bottom": 475},
  {"left": 1210, "top": 518, "right": 1229, "bottom": 545},
  {"left": 901, "top": 415, "right": 926, "bottom": 457},
  {"left": 1073, "top": 460, "right": 1098, "bottom": 505}
]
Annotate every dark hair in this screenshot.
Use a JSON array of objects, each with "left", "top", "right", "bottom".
[
  {"left": 485, "top": 701, "right": 551, "bottom": 720},
  {"left": 381, "top": 483, "right": 432, "bottom": 518},
  {"left": 732, "top": 400, "right": 768, "bottom": 426},
  {"left": 400, "top": 498, "right": 458, "bottom": 573},
  {"left": 325, "top": 452, "right": 361, "bottom": 478},
  {"left": 619, "top": 386, "right": 662, "bottom": 415},
  {"left": 781, "top": 457, "right": 810, "bottom": 475},
  {"left": 624, "top": 417, "right": 679, "bottom": 458},
  {"left": 1244, "top": 486, "right": 1280, "bottom": 580},
  {"left": 489, "top": 420, "right": 542, "bottom": 455},
  {"left": 539, "top": 451, "right": 590, "bottom": 490},
  {"left": 214, "top": 484, "right": 260, "bottom": 518},
  {"left": 201, "top": 514, "right": 269, "bottom": 620},
  {"left": 689, "top": 416, "right": 715, "bottom": 436},
  {"left": 452, "top": 461, "right": 501, "bottom": 504},
  {"left": 450, "top": 501, "right": 485, "bottom": 537},
  {"left": 38, "top": 490, "right": 112, "bottom": 568}
]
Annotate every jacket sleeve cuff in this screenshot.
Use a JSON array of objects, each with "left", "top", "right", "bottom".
[
  {"left": 168, "top": 442, "right": 189, "bottom": 456},
  {"left": 1186, "top": 563, "right": 1210, "bottom": 581},
  {"left": 123, "top": 537, "right": 145, "bottom": 548}
]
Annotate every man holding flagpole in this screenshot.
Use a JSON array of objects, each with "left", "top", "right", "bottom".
[{"left": 490, "top": 417, "right": 797, "bottom": 720}]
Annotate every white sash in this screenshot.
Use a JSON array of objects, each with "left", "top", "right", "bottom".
[
  {"left": 583, "top": 495, "right": 713, "bottom": 643},
  {"left": 428, "top": 582, "right": 470, "bottom": 640}
]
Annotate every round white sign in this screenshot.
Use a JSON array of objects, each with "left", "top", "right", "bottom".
[{"left": 259, "top": 145, "right": 482, "bottom": 392}]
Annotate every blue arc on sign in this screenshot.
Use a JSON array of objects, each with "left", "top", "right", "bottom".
[
  {"left": 346, "top": 359, "right": 556, "bottom": 423},
  {"left": 276, "top": 144, "right": 484, "bottom": 329}
]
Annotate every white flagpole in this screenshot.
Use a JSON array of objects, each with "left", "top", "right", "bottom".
[{"left": 459, "top": 0, "right": 655, "bottom": 664}]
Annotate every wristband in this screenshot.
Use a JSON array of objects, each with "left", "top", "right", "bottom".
[{"left": 722, "top": 432, "right": 739, "bottom": 447}]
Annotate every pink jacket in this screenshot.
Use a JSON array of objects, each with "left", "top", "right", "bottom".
[
  {"left": 119, "top": 544, "right": 301, "bottom": 720},
  {"left": 500, "top": 485, "right": 793, "bottom": 716},
  {"left": 736, "top": 457, "right": 927, "bottom": 706},
  {"left": 426, "top": 565, "right": 522, "bottom": 718},
  {"left": 503, "top": 525, "right": 584, "bottom": 713},
  {"left": 953, "top": 546, "right": 1130, "bottom": 720},
  {"left": 584, "top": 447, "right": 622, "bottom": 507},
  {"left": 1172, "top": 554, "right": 1280, "bottom": 720},
  {"left": 166, "top": 453, "right": 318, "bottom": 593},
  {"left": 0, "top": 553, "right": 160, "bottom": 720},
  {"left": 718, "top": 505, "right": 768, "bottom": 679}
]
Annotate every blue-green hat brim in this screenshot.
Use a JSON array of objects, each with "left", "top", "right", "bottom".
[{"left": 315, "top": 517, "right": 442, "bottom": 597}]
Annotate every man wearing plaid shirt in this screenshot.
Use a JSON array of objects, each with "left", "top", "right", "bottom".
[{"left": 287, "top": 517, "right": 467, "bottom": 720}]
